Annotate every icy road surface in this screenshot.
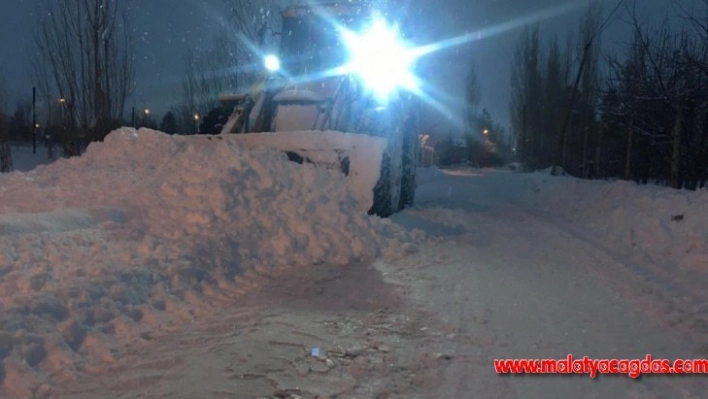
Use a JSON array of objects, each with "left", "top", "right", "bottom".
[{"left": 56, "top": 167, "right": 708, "bottom": 398}]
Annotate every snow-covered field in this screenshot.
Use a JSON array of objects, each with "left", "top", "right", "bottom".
[
  {"left": 0, "top": 128, "right": 706, "bottom": 397},
  {"left": 0, "top": 128, "right": 421, "bottom": 397}
]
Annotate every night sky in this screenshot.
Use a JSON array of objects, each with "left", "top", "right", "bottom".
[{"left": 0, "top": 0, "right": 693, "bottom": 131}]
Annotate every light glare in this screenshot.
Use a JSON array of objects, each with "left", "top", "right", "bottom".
[
  {"left": 264, "top": 54, "right": 280, "bottom": 71},
  {"left": 342, "top": 18, "right": 418, "bottom": 100}
]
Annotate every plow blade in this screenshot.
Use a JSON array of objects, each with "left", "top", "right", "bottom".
[{"left": 229, "top": 130, "right": 387, "bottom": 212}]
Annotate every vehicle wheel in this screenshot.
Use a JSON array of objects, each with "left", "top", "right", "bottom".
[
  {"left": 369, "top": 149, "right": 403, "bottom": 217},
  {"left": 398, "top": 114, "right": 418, "bottom": 210},
  {"left": 368, "top": 104, "right": 405, "bottom": 218}
]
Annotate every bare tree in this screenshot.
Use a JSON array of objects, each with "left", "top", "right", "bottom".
[
  {"left": 552, "top": 0, "right": 626, "bottom": 176},
  {"left": 33, "top": 0, "right": 135, "bottom": 156},
  {"left": 602, "top": 0, "right": 708, "bottom": 189},
  {"left": 578, "top": 1, "right": 603, "bottom": 178},
  {"left": 179, "top": 30, "right": 241, "bottom": 126},
  {"left": 464, "top": 60, "right": 481, "bottom": 133},
  {"left": 675, "top": 1, "right": 708, "bottom": 75},
  {"left": 538, "top": 35, "right": 566, "bottom": 166},
  {"left": 222, "top": 0, "right": 286, "bottom": 89},
  {"left": 606, "top": 27, "right": 649, "bottom": 180},
  {"left": 631, "top": 17, "right": 701, "bottom": 188},
  {"left": 509, "top": 25, "right": 542, "bottom": 166}
]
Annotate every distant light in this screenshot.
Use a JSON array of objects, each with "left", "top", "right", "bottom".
[
  {"left": 59, "top": 98, "right": 66, "bottom": 104},
  {"left": 35, "top": 123, "right": 40, "bottom": 128},
  {"left": 264, "top": 54, "right": 280, "bottom": 71},
  {"left": 193, "top": 113, "right": 200, "bottom": 121},
  {"left": 144, "top": 108, "right": 150, "bottom": 115},
  {"left": 483, "top": 129, "right": 489, "bottom": 135}
]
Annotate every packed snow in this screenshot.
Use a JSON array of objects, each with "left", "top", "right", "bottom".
[{"left": 0, "top": 128, "right": 422, "bottom": 397}]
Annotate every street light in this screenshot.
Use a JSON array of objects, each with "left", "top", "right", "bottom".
[
  {"left": 193, "top": 113, "right": 200, "bottom": 134},
  {"left": 58, "top": 98, "right": 67, "bottom": 126},
  {"left": 142, "top": 108, "right": 151, "bottom": 128}
]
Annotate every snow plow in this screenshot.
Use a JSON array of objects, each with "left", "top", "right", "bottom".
[{"left": 219, "top": 1, "right": 419, "bottom": 217}]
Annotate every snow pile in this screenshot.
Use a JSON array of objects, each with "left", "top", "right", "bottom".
[
  {"left": 0, "top": 128, "right": 421, "bottom": 398},
  {"left": 519, "top": 172, "right": 708, "bottom": 270},
  {"left": 412, "top": 166, "right": 707, "bottom": 271}
]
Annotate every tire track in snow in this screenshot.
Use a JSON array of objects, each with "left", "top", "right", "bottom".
[{"left": 513, "top": 202, "right": 708, "bottom": 342}]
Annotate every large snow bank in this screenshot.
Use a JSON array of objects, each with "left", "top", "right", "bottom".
[
  {"left": 411, "top": 166, "right": 707, "bottom": 272},
  {"left": 522, "top": 172, "right": 708, "bottom": 270},
  {"left": 0, "top": 128, "right": 422, "bottom": 398}
]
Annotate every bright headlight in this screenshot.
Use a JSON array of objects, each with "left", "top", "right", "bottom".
[
  {"left": 342, "top": 17, "right": 418, "bottom": 100},
  {"left": 264, "top": 54, "right": 280, "bottom": 72}
]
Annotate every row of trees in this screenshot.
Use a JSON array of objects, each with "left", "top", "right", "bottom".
[
  {"left": 32, "top": 0, "right": 134, "bottom": 157},
  {"left": 510, "top": 1, "right": 604, "bottom": 176},
  {"left": 510, "top": 0, "right": 708, "bottom": 189},
  {"left": 12, "top": 0, "right": 285, "bottom": 164},
  {"left": 603, "top": 3, "right": 708, "bottom": 189}
]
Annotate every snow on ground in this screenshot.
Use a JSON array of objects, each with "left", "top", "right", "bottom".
[
  {"left": 43, "top": 163, "right": 708, "bottom": 398},
  {"left": 394, "top": 168, "right": 708, "bottom": 398},
  {"left": 521, "top": 170, "right": 708, "bottom": 271},
  {"left": 411, "top": 166, "right": 708, "bottom": 271},
  {"left": 2, "top": 132, "right": 705, "bottom": 397},
  {"left": 0, "top": 128, "right": 422, "bottom": 398}
]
